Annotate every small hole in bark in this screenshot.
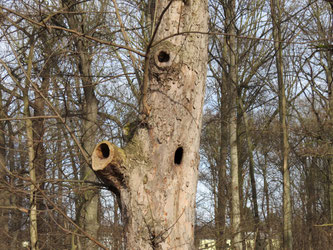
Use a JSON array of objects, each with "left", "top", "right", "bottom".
[
  {"left": 158, "top": 51, "right": 170, "bottom": 63},
  {"left": 174, "top": 147, "right": 183, "bottom": 165},
  {"left": 98, "top": 143, "right": 110, "bottom": 159}
]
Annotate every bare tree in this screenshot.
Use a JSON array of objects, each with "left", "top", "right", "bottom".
[
  {"left": 270, "top": 0, "right": 293, "bottom": 248},
  {"left": 91, "top": 0, "right": 209, "bottom": 248}
]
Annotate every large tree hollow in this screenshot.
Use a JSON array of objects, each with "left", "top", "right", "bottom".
[
  {"left": 158, "top": 51, "right": 170, "bottom": 63},
  {"left": 96, "top": 143, "right": 110, "bottom": 159},
  {"left": 174, "top": 146, "right": 184, "bottom": 165}
]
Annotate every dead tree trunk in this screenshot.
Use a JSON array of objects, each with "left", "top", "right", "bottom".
[{"left": 92, "top": 1, "right": 208, "bottom": 249}]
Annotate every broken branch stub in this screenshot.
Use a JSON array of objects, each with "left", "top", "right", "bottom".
[
  {"left": 92, "top": 141, "right": 114, "bottom": 171},
  {"left": 92, "top": 141, "right": 127, "bottom": 193}
]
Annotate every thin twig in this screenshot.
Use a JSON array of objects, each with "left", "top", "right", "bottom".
[
  {"left": 1, "top": 31, "right": 91, "bottom": 165},
  {"left": 0, "top": 5, "right": 145, "bottom": 57}
]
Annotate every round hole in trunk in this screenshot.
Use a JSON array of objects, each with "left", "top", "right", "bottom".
[
  {"left": 158, "top": 51, "right": 170, "bottom": 63},
  {"left": 97, "top": 143, "right": 110, "bottom": 159},
  {"left": 174, "top": 146, "right": 184, "bottom": 165}
]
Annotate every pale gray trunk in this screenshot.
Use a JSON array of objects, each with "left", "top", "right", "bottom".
[
  {"left": 225, "top": 0, "right": 242, "bottom": 248},
  {"left": 239, "top": 98, "right": 260, "bottom": 249},
  {"left": 25, "top": 97, "right": 39, "bottom": 250},
  {"left": 270, "top": 0, "right": 293, "bottom": 248},
  {"left": 230, "top": 105, "right": 242, "bottom": 250},
  {"left": 92, "top": 1, "right": 208, "bottom": 249},
  {"left": 78, "top": 41, "right": 100, "bottom": 249},
  {"left": 23, "top": 44, "right": 39, "bottom": 250}
]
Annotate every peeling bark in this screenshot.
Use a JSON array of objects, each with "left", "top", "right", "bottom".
[{"left": 92, "top": 1, "right": 208, "bottom": 249}]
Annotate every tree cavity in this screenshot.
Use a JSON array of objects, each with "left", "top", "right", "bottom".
[
  {"left": 174, "top": 146, "right": 184, "bottom": 165},
  {"left": 158, "top": 51, "right": 170, "bottom": 63},
  {"left": 97, "top": 143, "right": 110, "bottom": 159}
]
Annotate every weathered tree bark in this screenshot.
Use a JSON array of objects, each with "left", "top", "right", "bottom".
[
  {"left": 92, "top": 1, "right": 208, "bottom": 249},
  {"left": 270, "top": 0, "right": 293, "bottom": 249}
]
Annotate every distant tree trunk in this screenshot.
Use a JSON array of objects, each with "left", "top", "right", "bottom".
[
  {"left": 0, "top": 89, "right": 10, "bottom": 248},
  {"left": 326, "top": 37, "right": 333, "bottom": 224},
  {"left": 77, "top": 38, "right": 100, "bottom": 249},
  {"left": 239, "top": 98, "right": 261, "bottom": 249},
  {"left": 24, "top": 43, "right": 39, "bottom": 250},
  {"left": 311, "top": 0, "right": 333, "bottom": 226},
  {"left": 32, "top": 32, "right": 50, "bottom": 240},
  {"left": 216, "top": 81, "right": 229, "bottom": 250},
  {"left": 113, "top": 197, "right": 121, "bottom": 250},
  {"left": 62, "top": 2, "right": 100, "bottom": 247},
  {"left": 91, "top": 0, "right": 208, "bottom": 248},
  {"left": 215, "top": 33, "right": 230, "bottom": 250},
  {"left": 25, "top": 98, "right": 39, "bottom": 250},
  {"left": 304, "top": 157, "right": 316, "bottom": 249},
  {"left": 11, "top": 129, "right": 24, "bottom": 249},
  {"left": 224, "top": 0, "right": 242, "bottom": 248},
  {"left": 229, "top": 90, "right": 242, "bottom": 250},
  {"left": 230, "top": 99, "right": 242, "bottom": 250},
  {"left": 270, "top": 0, "right": 293, "bottom": 249},
  {"left": 263, "top": 153, "right": 272, "bottom": 249},
  {"left": 306, "top": 0, "right": 333, "bottom": 228}
]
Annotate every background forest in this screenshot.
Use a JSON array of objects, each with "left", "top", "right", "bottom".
[{"left": 0, "top": 0, "right": 332, "bottom": 249}]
